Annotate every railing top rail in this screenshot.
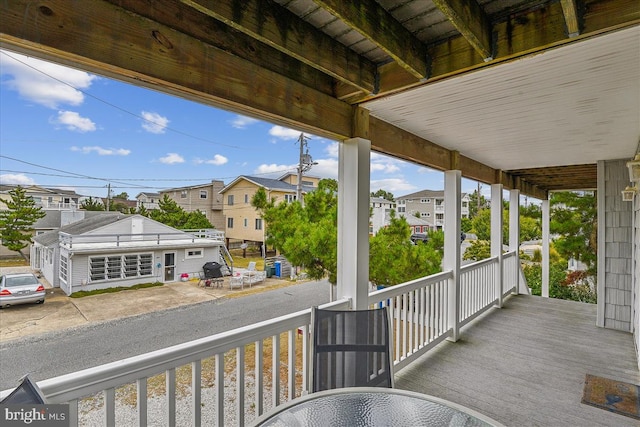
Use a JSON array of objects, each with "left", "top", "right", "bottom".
[
  {"left": 460, "top": 256, "right": 498, "bottom": 273},
  {"left": 503, "top": 250, "right": 517, "bottom": 258},
  {"left": 34, "top": 298, "right": 350, "bottom": 402},
  {"left": 368, "top": 270, "right": 453, "bottom": 304}
]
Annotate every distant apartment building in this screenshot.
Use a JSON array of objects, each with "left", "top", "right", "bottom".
[
  {"left": 160, "top": 180, "right": 226, "bottom": 230},
  {"left": 219, "top": 173, "right": 319, "bottom": 248},
  {"left": 0, "top": 184, "right": 83, "bottom": 210},
  {"left": 135, "top": 192, "right": 161, "bottom": 210},
  {"left": 396, "top": 189, "right": 470, "bottom": 231},
  {"left": 370, "top": 197, "right": 395, "bottom": 235}
]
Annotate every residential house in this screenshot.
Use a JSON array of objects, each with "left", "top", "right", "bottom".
[
  {"left": 160, "top": 180, "right": 225, "bottom": 230},
  {"left": 219, "top": 174, "right": 319, "bottom": 248},
  {"left": 6, "top": 3, "right": 639, "bottom": 426},
  {"left": 369, "top": 197, "right": 395, "bottom": 235},
  {"left": 0, "top": 184, "right": 83, "bottom": 210},
  {"left": 31, "top": 214, "right": 225, "bottom": 295},
  {"left": 396, "top": 190, "right": 470, "bottom": 231},
  {"left": 135, "top": 192, "right": 161, "bottom": 210}
]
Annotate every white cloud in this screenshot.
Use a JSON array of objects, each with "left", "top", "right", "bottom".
[
  {"left": 194, "top": 154, "right": 228, "bottom": 166},
  {"left": 141, "top": 111, "right": 169, "bottom": 134},
  {"left": 231, "top": 115, "right": 259, "bottom": 129},
  {"left": 269, "top": 126, "right": 306, "bottom": 140},
  {"left": 371, "top": 163, "right": 400, "bottom": 174},
  {"left": 159, "top": 153, "right": 184, "bottom": 164},
  {"left": 52, "top": 111, "right": 96, "bottom": 132},
  {"left": 370, "top": 178, "right": 417, "bottom": 194},
  {"left": 254, "top": 163, "right": 297, "bottom": 178},
  {"left": 0, "top": 50, "right": 97, "bottom": 109},
  {"left": 325, "top": 142, "right": 339, "bottom": 158},
  {"left": 307, "top": 158, "right": 338, "bottom": 179},
  {"left": 70, "top": 146, "right": 130, "bottom": 156},
  {"left": 0, "top": 173, "right": 36, "bottom": 186}
]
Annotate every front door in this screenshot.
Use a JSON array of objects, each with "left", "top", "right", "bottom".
[{"left": 164, "top": 252, "right": 176, "bottom": 282}]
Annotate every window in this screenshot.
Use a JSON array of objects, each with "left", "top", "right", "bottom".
[
  {"left": 185, "top": 248, "right": 203, "bottom": 259},
  {"left": 180, "top": 190, "right": 187, "bottom": 198},
  {"left": 284, "top": 194, "right": 296, "bottom": 203},
  {"left": 227, "top": 217, "right": 234, "bottom": 228},
  {"left": 90, "top": 254, "right": 153, "bottom": 282},
  {"left": 436, "top": 213, "right": 444, "bottom": 221},
  {"left": 397, "top": 207, "right": 405, "bottom": 213},
  {"left": 421, "top": 212, "right": 431, "bottom": 218},
  {"left": 244, "top": 194, "right": 249, "bottom": 203},
  {"left": 244, "top": 218, "right": 248, "bottom": 227},
  {"left": 59, "top": 254, "right": 68, "bottom": 283},
  {"left": 462, "top": 202, "right": 468, "bottom": 208},
  {"left": 397, "top": 200, "right": 405, "bottom": 206},
  {"left": 200, "top": 190, "right": 208, "bottom": 199},
  {"left": 255, "top": 218, "right": 263, "bottom": 230},
  {"left": 227, "top": 195, "right": 234, "bottom": 205},
  {"left": 421, "top": 198, "right": 431, "bottom": 203}
]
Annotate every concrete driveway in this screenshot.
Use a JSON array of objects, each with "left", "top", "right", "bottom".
[{"left": 0, "top": 266, "right": 297, "bottom": 342}]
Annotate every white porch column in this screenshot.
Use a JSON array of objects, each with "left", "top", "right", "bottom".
[
  {"left": 491, "top": 184, "right": 504, "bottom": 307},
  {"left": 444, "top": 170, "right": 461, "bottom": 342},
  {"left": 337, "top": 137, "right": 371, "bottom": 310},
  {"left": 542, "top": 197, "right": 550, "bottom": 298},
  {"left": 509, "top": 189, "right": 520, "bottom": 294}
]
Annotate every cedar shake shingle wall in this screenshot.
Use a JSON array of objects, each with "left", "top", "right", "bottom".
[
  {"left": 603, "top": 159, "right": 633, "bottom": 332},
  {"left": 633, "top": 184, "right": 639, "bottom": 361}
]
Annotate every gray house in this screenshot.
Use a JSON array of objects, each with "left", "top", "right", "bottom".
[{"left": 31, "top": 214, "right": 225, "bottom": 295}]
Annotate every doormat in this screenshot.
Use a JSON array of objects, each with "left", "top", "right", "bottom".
[{"left": 581, "top": 374, "right": 640, "bottom": 420}]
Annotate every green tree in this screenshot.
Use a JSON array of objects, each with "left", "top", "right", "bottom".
[
  {"left": 369, "top": 215, "right": 442, "bottom": 287},
  {"left": 150, "top": 195, "right": 187, "bottom": 228},
  {"left": 136, "top": 205, "right": 150, "bottom": 217},
  {"left": 370, "top": 189, "right": 395, "bottom": 201},
  {"left": 470, "top": 208, "right": 540, "bottom": 245},
  {"left": 80, "top": 197, "right": 105, "bottom": 211},
  {"left": 183, "top": 210, "right": 213, "bottom": 229},
  {"left": 113, "top": 191, "right": 129, "bottom": 200},
  {"left": 468, "top": 189, "right": 488, "bottom": 218},
  {"left": 0, "top": 186, "right": 46, "bottom": 260},
  {"left": 550, "top": 191, "right": 597, "bottom": 270},
  {"left": 463, "top": 240, "right": 491, "bottom": 261}
]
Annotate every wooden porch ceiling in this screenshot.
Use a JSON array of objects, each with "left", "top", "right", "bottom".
[{"left": 1, "top": 1, "right": 638, "bottom": 199}]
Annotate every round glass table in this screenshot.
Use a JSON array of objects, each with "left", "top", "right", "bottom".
[{"left": 252, "top": 387, "right": 504, "bottom": 426}]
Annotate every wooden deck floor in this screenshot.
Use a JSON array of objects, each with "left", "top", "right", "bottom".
[{"left": 394, "top": 294, "right": 639, "bottom": 427}]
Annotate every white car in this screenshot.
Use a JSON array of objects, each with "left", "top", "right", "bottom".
[{"left": 0, "top": 273, "right": 46, "bottom": 308}]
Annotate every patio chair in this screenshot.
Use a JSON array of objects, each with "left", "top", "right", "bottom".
[
  {"left": 0, "top": 375, "right": 46, "bottom": 404},
  {"left": 310, "top": 306, "right": 394, "bottom": 393}
]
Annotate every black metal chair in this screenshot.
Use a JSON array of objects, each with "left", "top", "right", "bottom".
[
  {"left": 0, "top": 375, "right": 46, "bottom": 404},
  {"left": 310, "top": 306, "right": 394, "bottom": 392}
]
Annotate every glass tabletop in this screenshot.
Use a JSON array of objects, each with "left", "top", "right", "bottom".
[{"left": 252, "top": 387, "right": 503, "bottom": 427}]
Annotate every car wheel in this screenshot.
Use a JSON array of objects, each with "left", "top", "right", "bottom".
[{"left": 36, "top": 300, "right": 45, "bottom": 304}]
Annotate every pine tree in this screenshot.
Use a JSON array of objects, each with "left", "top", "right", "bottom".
[{"left": 0, "top": 186, "right": 46, "bottom": 260}]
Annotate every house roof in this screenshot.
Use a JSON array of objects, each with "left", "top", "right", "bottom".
[
  {"left": 0, "top": 184, "right": 82, "bottom": 197},
  {"left": 161, "top": 180, "right": 225, "bottom": 193},
  {"left": 219, "top": 175, "right": 316, "bottom": 194},
  {"left": 135, "top": 192, "right": 161, "bottom": 199},
  {"left": 3, "top": 2, "right": 637, "bottom": 198},
  {"left": 398, "top": 190, "right": 468, "bottom": 200},
  {"left": 34, "top": 213, "right": 126, "bottom": 247},
  {"left": 403, "top": 215, "right": 432, "bottom": 227},
  {"left": 370, "top": 197, "right": 395, "bottom": 205}
]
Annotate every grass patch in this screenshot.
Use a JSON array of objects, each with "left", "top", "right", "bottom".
[
  {"left": 70, "top": 282, "right": 163, "bottom": 298},
  {"left": 0, "top": 257, "right": 29, "bottom": 267}
]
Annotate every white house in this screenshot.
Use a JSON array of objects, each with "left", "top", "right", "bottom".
[
  {"left": 31, "top": 214, "right": 226, "bottom": 295},
  {"left": 369, "top": 197, "right": 395, "bottom": 235}
]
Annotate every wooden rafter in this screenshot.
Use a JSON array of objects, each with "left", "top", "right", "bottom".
[
  {"left": 179, "top": 0, "right": 377, "bottom": 94},
  {"left": 432, "top": 0, "right": 493, "bottom": 60},
  {"left": 560, "top": 0, "right": 581, "bottom": 36},
  {"left": 312, "top": 0, "right": 429, "bottom": 79}
]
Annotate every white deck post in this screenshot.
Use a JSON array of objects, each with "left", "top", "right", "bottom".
[
  {"left": 542, "top": 197, "right": 550, "bottom": 298},
  {"left": 509, "top": 189, "right": 520, "bottom": 294},
  {"left": 444, "top": 170, "right": 461, "bottom": 341},
  {"left": 491, "top": 184, "right": 504, "bottom": 307},
  {"left": 337, "top": 137, "right": 371, "bottom": 310}
]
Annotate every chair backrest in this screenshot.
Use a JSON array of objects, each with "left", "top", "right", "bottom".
[
  {"left": 311, "top": 306, "right": 393, "bottom": 392},
  {"left": 0, "top": 375, "right": 46, "bottom": 404},
  {"left": 247, "top": 261, "right": 256, "bottom": 271}
]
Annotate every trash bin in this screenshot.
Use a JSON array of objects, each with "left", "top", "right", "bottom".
[
  {"left": 266, "top": 266, "right": 273, "bottom": 278},
  {"left": 274, "top": 261, "right": 281, "bottom": 278}
]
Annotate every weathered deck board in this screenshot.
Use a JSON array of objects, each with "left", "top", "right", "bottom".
[{"left": 395, "top": 295, "right": 639, "bottom": 426}]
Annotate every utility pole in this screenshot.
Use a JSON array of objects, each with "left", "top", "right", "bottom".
[
  {"left": 296, "top": 133, "right": 316, "bottom": 207},
  {"left": 106, "top": 183, "right": 111, "bottom": 212}
]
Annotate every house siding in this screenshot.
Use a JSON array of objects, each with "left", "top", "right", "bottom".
[
  {"left": 600, "top": 159, "right": 634, "bottom": 332},
  {"left": 161, "top": 181, "right": 225, "bottom": 231},
  {"left": 633, "top": 179, "right": 639, "bottom": 368}
]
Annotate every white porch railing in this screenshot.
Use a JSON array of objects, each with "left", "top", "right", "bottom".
[{"left": 5, "top": 255, "right": 525, "bottom": 426}]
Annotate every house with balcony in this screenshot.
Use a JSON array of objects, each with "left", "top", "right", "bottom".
[
  {"left": 30, "top": 213, "right": 226, "bottom": 295},
  {"left": 135, "top": 192, "right": 161, "bottom": 211},
  {"left": 0, "top": 184, "right": 83, "bottom": 210},
  {"left": 2, "top": 1, "right": 639, "bottom": 426},
  {"left": 160, "top": 180, "right": 226, "bottom": 230},
  {"left": 396, "top": 190, "right": 470, "bottom": 231},
  {"left": 369, "top": 197, "right": 395, "bottom": 235},
  {"left": 219, "top": 174, "right": 319, "bottom": 248}
]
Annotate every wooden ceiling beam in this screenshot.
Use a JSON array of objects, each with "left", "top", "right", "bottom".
[
  {"left": 560, "top": 0, "right": 582, "bottom": 36},
  {"left": 179, "top": 0, "right": 376, "bottom": 94},
  {"left": 432, "top": 0, "right": 493, "bottom": 60},
  {"left": 313, "top": 0, "right": 429, "bottom": 79}
]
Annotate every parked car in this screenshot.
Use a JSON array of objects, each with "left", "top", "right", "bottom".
[
  {"left": 0, "top": 273, "right": 46, "bottom": 308},
  {"left": 410, "top": 233, "right": 429, "bottom": 244}
]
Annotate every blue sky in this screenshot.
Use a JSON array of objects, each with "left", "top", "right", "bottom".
[{"left": 0, "top": 49, "right": 484, "bottom": 200}]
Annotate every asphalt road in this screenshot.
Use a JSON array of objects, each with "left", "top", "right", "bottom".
[{"left": 0, "top": 279, "right": 331, "bottom": 391}]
